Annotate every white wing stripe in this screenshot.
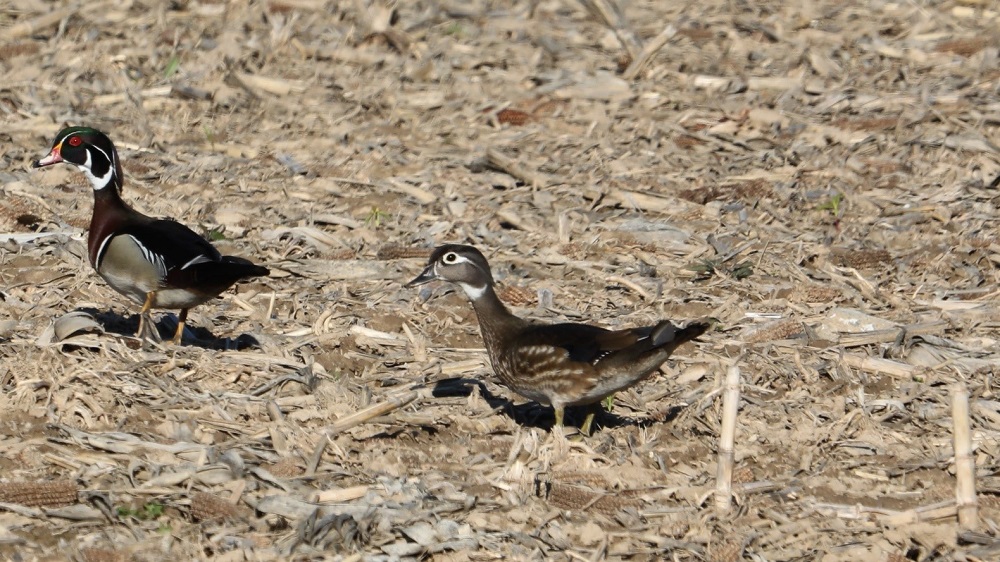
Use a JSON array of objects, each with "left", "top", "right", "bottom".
[
  {"left": 129, "top": 235, "right": 168, "bottom": 277},
  {"left": 95, "top": 233, "right": 114, "bottom": 267},
  {"left": 180, "top": 254, "right": 213, "bottom": 270}
]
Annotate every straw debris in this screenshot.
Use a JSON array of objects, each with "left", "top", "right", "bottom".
[{"left": 2, "top": 0, "right": 999, "bottom": 558}]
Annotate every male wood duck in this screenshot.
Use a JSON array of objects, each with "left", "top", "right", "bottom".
[
  {"left": 407, "top": 244, "right": 710, "bottom": 434},
  {"left": 33, "top": 126, "right": 269, "bottom": 344}
]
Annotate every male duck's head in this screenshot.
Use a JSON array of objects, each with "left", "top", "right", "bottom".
[{"left": 34, "top": 126, "right": 123, "bottom": 193}]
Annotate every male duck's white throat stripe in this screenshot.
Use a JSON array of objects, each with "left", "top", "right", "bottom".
[{"left": 79, "top": 148, "right": 116, "bottom": 190}]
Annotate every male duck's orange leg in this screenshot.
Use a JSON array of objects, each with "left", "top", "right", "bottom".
[
  {"left": 172, "top": 308, "right": 189, "bottom": 345},
  {"left": 136, "top": 291, "right": 156, "bottom": 340}
]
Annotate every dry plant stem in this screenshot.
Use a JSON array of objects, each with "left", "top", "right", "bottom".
[
  {"left": 839, "top": 353, "right": 917, "bottom": 378},
  {"left": 814, "top": 499, "right": 958, "bottom": 525},
  {"left": 306, "top": 391, "right": 419, "bottom": 475},
  {"left": 953, "top": 382, "right": 978, "bottom": 530},
  {"left": 577, "top": 0, "right": 642, "bottom": 61},
  {"left": 233, "top": 73, "right": 307, "bottom": 97},
  {"left": 485, "top": 148, "right": 547, "bottom": 188},
  {"left": 93, "top": 86, "right": 172, "bottom": 107},
  {"left": 0, "top": 3, "right": 84, "bottom": 41},
  {"left": 328, "top": 391, "right": 418, "bottom": 433},
  {"left": 622, "top": 22, "right": 680, "bottom": 80},
  {"left": 837, "top": 321, "right": 948, "bottom": 347},
  {"left": 715, "top": 365, "right": 741, "bottom": 512}
]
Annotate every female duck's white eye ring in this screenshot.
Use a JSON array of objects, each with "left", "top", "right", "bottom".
[{"left": 443, "top": 252, "right": 458, "bottom": 264}]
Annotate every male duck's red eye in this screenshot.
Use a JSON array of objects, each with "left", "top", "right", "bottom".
[{"left": 67, "top": 136, "right": 82, "bottom": 147}]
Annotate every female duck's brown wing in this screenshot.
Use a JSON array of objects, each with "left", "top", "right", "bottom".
[
  {"left": 513, "top": 322, "right": 661, "bottom": 365},
  {"left": 505, "top": 320, "right": 709, "bottom": 407},
  {"left": 534, "top": 324, "right": 621, "bottom": 360},
  {"left": 509, "top": 320, "right": 708, "bottom": 379},
  {"left": 504, "top": 323, "right": 647, "bottom": 391}
]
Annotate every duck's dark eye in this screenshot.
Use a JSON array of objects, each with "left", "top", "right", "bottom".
[
  {"left": 443, "top": 252, "right": 458, "bottom": 264},
  {"left": 67, "top": 136, "right": 82, "bottom": 147}
]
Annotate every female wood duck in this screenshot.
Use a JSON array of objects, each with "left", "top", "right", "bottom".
[
  {"left": 407, "top": 244, "right": 710, "bottom": 434},
  {"left": 33, "top": 126, "right": 270, "bottom": 344}
]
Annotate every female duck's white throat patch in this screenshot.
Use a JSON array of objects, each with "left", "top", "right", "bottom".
[{"left": 458, "top": 282, "right": 487, "bottom": 300}]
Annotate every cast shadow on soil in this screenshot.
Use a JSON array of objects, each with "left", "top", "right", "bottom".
[
  {"left": 77, "top": 307, "right": 261, "bottom": 351},
  {"left": 430, "top": 377, "right": 682, "bottom": 433}
]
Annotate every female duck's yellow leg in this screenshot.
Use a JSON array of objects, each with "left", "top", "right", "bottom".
[{"left": 580, "top": 411, "right": 596, "bottom": 436}]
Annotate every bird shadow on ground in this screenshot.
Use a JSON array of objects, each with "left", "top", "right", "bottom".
[
  {"left": 429, "top": 377, "right": 678, "bottom": 433},
  {"left": 78, "top": 307, "right": 262, "bottom": 351}
]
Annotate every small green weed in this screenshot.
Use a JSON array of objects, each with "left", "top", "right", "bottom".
[
  {"left": 164, "top": 56, "right": 181, "bottom": 78},
  {"left": 207, "top": 226, "right": 227, "bottom": 241},
  {"left": 817, "top": 193, "right": 845, "bottom": 216},
  {"left": 117, "top": 501, "right": 165, "bottom": 521},
  {"left": 686, "top": 258, "right": 753, "bottom": 280},
  {"left": 364, "top": 207, "right": 390, "bottom": 228}
]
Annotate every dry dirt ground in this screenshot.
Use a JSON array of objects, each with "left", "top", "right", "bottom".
[{"left": 1, "top": 0, "right": 1000, "bottom": 560}]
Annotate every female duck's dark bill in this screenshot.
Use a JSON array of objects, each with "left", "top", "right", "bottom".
[
  {"left": 406, "top": 264, "right": 439, "bottom": 287},
  {"left": 32, "top": 145, "right": 63, "bottom": 168}
]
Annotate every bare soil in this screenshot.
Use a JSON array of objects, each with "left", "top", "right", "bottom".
[{"left": 2, "top": 0, "right": 1000, "bottom": 560}]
